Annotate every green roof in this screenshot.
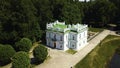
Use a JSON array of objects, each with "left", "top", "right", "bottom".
[{"left": 53, "top": 24, "right": 67, "bottom": 29}]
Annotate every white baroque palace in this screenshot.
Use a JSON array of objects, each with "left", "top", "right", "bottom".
[
  {"left": 73, "top": 0, "right": 95, "bottom": 2},
  {"left": 73, "top": 0, "right": 90, "bottom": 2},
  {"left": 46, "top": 20, "right": 88, "bottom": 51}
]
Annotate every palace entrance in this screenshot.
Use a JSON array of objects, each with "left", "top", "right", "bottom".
[{"left": 54, "top": 42, "right": 56, "bottom": 48}]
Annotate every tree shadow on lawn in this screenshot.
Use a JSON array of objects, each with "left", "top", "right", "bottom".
[
  {"left": 30, "top": 58, "right": 43, "bottom": 65},
  {"left": 0, "top": 61, "right": 11, "bottom": 66}
]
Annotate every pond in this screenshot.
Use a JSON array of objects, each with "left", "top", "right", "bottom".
[{"left": 108, "top": 53, "right": 120, "bottom": 68}]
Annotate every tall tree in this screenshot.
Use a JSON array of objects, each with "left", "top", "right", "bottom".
[
  {"left": 109, "top": 0, "right": 120, "bottom": 23},
  {"left": 83, "top": 0, "right": 117, "bottom": 27},
  {"left": 61, "top": 3, "right": 82, "bottom": 24},
  {"left": 0, "top": 0, "right": 43, "bottom": 44},
  {"left": 30, "top": 22, "right": 43, "bottom": 42},
  {"left": 32, "top": 0, "right": 53, "bottom": 30}
]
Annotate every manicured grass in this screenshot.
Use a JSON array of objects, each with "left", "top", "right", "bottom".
[
  {"left": 75, "top": 35, "right": 120, "bottom": 68},
  {"left": 89, "top": 27, "right": 103, "bottom": 32},
  {"left": 54, "top": 24, "right": 67, "bottom": 29},
  {"left": 66, "top": 49, "right": 77, "bottom": 54}
]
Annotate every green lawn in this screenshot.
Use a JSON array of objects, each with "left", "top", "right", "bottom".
[
  {"left": 89, "top": 27, "right": 103, "bottom": 32},
  {"left": 54, "top": 24, "right": 67, "bottom": 29},
  {"left": 75, "top": 35, "right": 120, "bottom": 68},
  {"left": 66, "top": 49, "right": 77, "bottom": 54}
]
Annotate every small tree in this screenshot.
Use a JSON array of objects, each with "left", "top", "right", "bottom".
[
  {"left": 33, "top": 44, "right": 48, "bottom": 64},
  {"left": 15, "top": 38, "right": 32, "bottom": 52},
  {"left": 0, "top": 44, "right": 16, "bottom": 66},
  {"left": 31, "top": 22, "right": 43, "bottom": 42},
  {"left": 12, "top": 51, "right": 30, "bottom": 68}
]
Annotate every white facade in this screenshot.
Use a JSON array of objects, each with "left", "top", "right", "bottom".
[
  {"left": 79, "top": 0, "right": 90, "bottom": 2},
  {"left": 73, "top": 0, "right": 91, "bottom": 2},
  {"left": 46, "top": 20, "right": 88, "bottom": 51}
]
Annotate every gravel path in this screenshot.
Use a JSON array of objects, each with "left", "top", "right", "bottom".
[{"left": 35, "top": 30, "right": 110, "bottom": 68}]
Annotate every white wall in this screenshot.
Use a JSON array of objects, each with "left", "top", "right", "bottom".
[
  {"left": 46, "top": 31, "right": 65, "bottom": 50},
  {"left": 76, "top": 29, "right": 88, "bottom": 50},
  {"left": 63, "top": 33, "right": 69, "bottom": 51},
  {"left": 56, "top": 41, "right": 63, "bottom": 49},
  {"left": 68, "top": 32, "right": 78, "bottom": 50},
  {"left": 78, "top": 0, "right": 90, "bottom": 2}
]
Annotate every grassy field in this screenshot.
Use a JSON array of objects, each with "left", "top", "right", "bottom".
[
  {"left": 66, "top": 49, "right": 77, "bottom": 54},
  {"left": 89, "top": 27, "right": 104, "bottom": 32},
  {"left": 75, "top": 35, "right": 120, "bottom": 68}
]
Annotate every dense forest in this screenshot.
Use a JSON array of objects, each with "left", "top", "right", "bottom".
[{"left": 0, "top": 0, "right": 120, "bottom": 45}]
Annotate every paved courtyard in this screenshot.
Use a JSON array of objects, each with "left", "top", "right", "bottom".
[{"left": 35, "top": 30, "right": 110, "bottom": 68}]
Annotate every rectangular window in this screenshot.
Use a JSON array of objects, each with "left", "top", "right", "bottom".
[
  {"left": 73, "top": 35, "right": 74, "bottom": 40},
  {"left": 61, "top": 36, "right": 62, "bottom": 41},
  {"left": 60, "top": 45, "right": 62, "bottom": 48},
  {"left": 50, "top": 33, "right": 52, "bottom": 38},
  {"left": 49, "top": 33, "right": 50, "bottom": 38},
  {"left": 54, "top": 34, "right": 56, "bottom": 40},
  {"left": 49, "top": 42, "right": 50, "bottom": 46}
]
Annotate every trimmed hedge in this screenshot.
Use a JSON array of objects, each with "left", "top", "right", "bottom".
[
  {"left": 12, "top": 51, "right": 30, "bottom": 68},
  {"left": 33, "top": 44, "right": 48, "bottom": 64},
  {"left": 0, "top": 44, "right": 16, "bottom": 66},
  {"left": 15, "top": 38, "right": 32, "bottom": 52}
]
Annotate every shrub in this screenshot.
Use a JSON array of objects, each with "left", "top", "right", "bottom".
[
  {"left": 12, "top": 51, "right": 30, "bottom": 68},
  {"left": 15, "top": 38, "right": 32, "bottom": 52},
  {"left": 33, "top": 44, "right": 48, "bottom": 64},
  {"left": 0, "top": 44, "right": 16, "bottom": 66},
  {"left": 116, "top": 47, "right": 120, "bottom": 55}
]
